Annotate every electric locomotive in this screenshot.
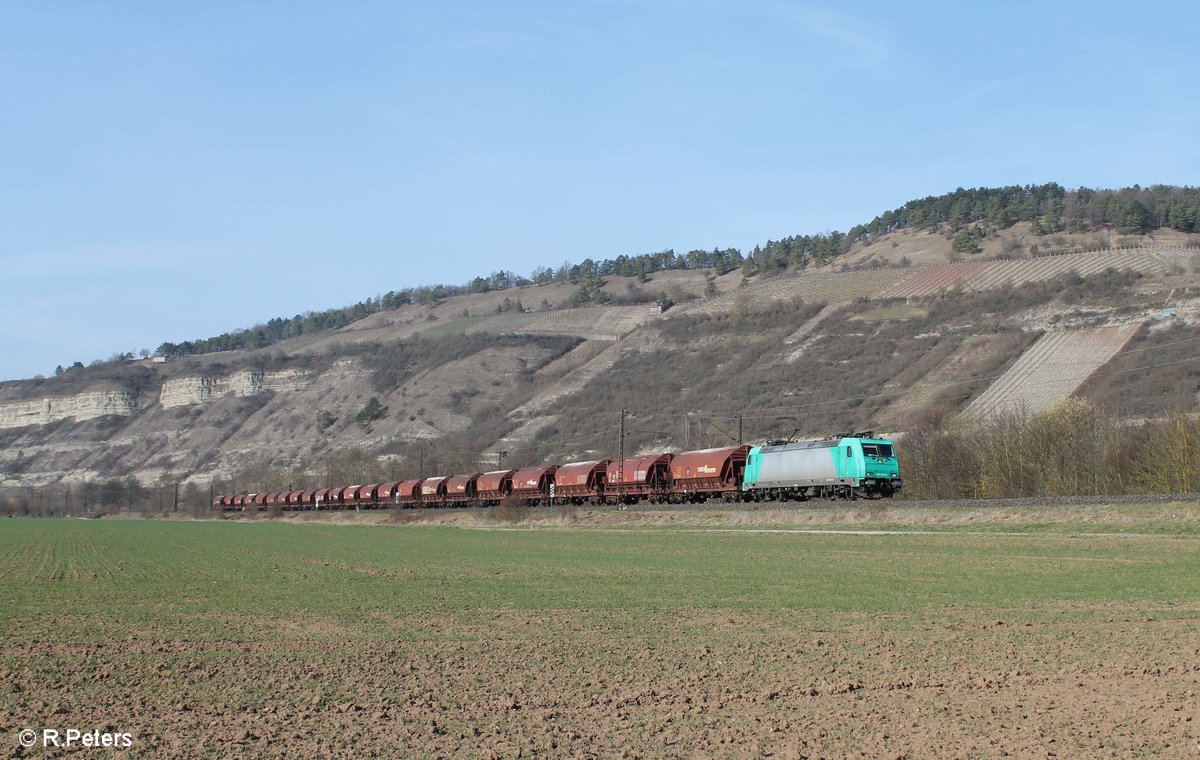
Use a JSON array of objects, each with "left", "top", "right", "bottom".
[{"left": 742, "top": 432, "right": 901, "bottom": 500}]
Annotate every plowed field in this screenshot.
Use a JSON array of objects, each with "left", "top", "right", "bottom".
[{"left": 2, "top": 512, "right": 1197, "bottom": 758}]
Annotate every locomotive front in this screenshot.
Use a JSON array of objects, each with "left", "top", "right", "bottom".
[{"left": 853, "top": 437, "right": 902, "bottom": 498}]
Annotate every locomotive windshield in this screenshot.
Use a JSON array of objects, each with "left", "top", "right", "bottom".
[{"left": 861, "top": 443, "right": 894, "bottom": 457}]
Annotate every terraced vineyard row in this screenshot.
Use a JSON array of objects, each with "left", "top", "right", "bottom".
[
  {"left": 881, "top": 261, "right": 989, "bottom": 298},
  {"left": 672, "top": 246, "right": 1193, "bottom": 316},
  {"left": 878, "top": 247, "right": 1198, "bottom": 303},
  {"left": 674, "top": 268, "right": 902, "bottom": 316},
  {"left": 465, "top": 305, "right": 658, "bottom": 341},
  {"left": 962, "top": 248, "right": 1187, "bottom": 291},
  {"left": 1145, "top": 246, "right": 1200, "bottom": 271},
  {"left": 964, "top": 324, "right": 1141, "bottom": 419}
]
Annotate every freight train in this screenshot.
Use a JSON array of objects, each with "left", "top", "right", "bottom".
[{"left": 214, "top": 433, "right": 901, "bottom": 511}]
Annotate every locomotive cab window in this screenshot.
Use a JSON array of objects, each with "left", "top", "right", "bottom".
[
  {"left": 845, "top": 446, "right": 852, "bottom": 458},
  {"left": 862, "top": 443, "right": 894, "bottom": 457}
]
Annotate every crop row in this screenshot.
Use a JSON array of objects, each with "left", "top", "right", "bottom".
[{"left": 882, "top": 261, "right": 989, "bottom": 298}]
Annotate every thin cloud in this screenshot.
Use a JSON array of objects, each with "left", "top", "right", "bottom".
[{"left": 762, "top": 2, "right": 895, "bottom": 73}]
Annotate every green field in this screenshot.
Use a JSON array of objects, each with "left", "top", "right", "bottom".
[
  {"left": 1, "top": 517, "right": 1197, "bottom": 640},
  {"left": 1, "top": 514, "right": 1197, "bottom": 757}
]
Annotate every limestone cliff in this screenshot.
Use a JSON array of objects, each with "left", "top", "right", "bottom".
[
  {"left": 158, "top": 370, "right": 313, "bottom": 408},
  {"left": 0, "top": 390, "right": 141, "bottom": 430}
]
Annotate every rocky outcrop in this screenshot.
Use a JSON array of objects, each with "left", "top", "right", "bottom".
[
  {"left": 0, "top": 390, "right": 141, "bottom": 429},
  {"left": 0, "top": 369, "right": 314, "bottom": 430},
  {"left": 158, "top": 370, "right": 313, "bottom": 408}
]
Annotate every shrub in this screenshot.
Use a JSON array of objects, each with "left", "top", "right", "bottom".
[
  {"left": 355, "top": 397, "right": 389, "bottom": 431},
  {"left": 490, "top": 496, "right": 527, "bottom": 524}
]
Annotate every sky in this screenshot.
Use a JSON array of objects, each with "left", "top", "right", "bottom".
[{"left": 2, "top": 1, "right": 1198, "bottom": 380}]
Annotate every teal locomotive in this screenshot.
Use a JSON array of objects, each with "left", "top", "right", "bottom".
[{"left": 743, "top": 433, "right": 901, "bottom": 500}]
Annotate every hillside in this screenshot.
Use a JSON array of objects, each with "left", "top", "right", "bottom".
[{"left": 2, "top": 208, "right": 1199, "bottom": 504}]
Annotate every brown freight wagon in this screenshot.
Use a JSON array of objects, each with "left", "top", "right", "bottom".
[
  {"left": 554, "top": 460, "right": 609, "bottom": 503},
  {"left": 336, "top": 485, "right": 360, "bottom": 508},
  {"left": 476, "top": 469, "right": 516, "bottom": 506},
  {"left": 510, "top": 465, "right": 558, "bottom": 504},
  {"left": 670, "top": 445, "right": 750, "bottom": 501},
  {"left": 445, "top": 473, "right": 482, "bottom": 506},
  {"left": 298, "top": 490, "right": 318, "bottom": 510},
  {"left": 396, "top": 479, "right": 423, "bottom": 508},
  {"left": 420, "top": 476, "right": 449, "bottom": 507},
  {"left": 376, "top": 481, "right": 402, "bottom": 507},
  {"left": 354, "top": 484, "right": 379, "bottom": 508},
  {"left": 606, "top": 453, "right": 673, "bottom": 502}
]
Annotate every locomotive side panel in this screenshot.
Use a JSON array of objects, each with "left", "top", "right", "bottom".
[{"left": 747, "top": 445, "right": 844, "bottom": 489}]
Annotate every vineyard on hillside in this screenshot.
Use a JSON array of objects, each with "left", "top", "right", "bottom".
[
  {"left": 964, "top": 325, "right": 1141, "bottom": 419},
  {"left": 882, "top": 261, "right": 989, "bottom": 298}
]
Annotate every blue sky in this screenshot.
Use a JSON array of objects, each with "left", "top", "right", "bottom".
[{"left": 2, "top": 1, "right": 1197, "bottom": 380}]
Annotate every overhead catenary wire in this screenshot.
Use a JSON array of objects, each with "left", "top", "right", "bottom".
[
  {"left": 730, "top": 355, "right": 1200, "bottom": 422},
  {"left": 619, "top": 339, "right": 1200, "bottom": 421},
  {"left": 484, "top": 350, "right": 1200, "bottom": 459},
  {"left": 235, "top": 329, "right": 1199, "bottom": 492},
  {"left": 374, "top": 332, "right": 1200, "bottom": 464}
]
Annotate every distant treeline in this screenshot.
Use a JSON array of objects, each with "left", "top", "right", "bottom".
[
  {"left": 849, "top": 183, "right": 1200, "bottom": 245},
  {"left": 155, "top": 248, "right": 747, "bottom": 358},
  {"left": 153, "top": 182, "right": 1200, "bottom": 360},
  {"left": 2, "top": 478, "right": 211, "bottom": 518}
]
